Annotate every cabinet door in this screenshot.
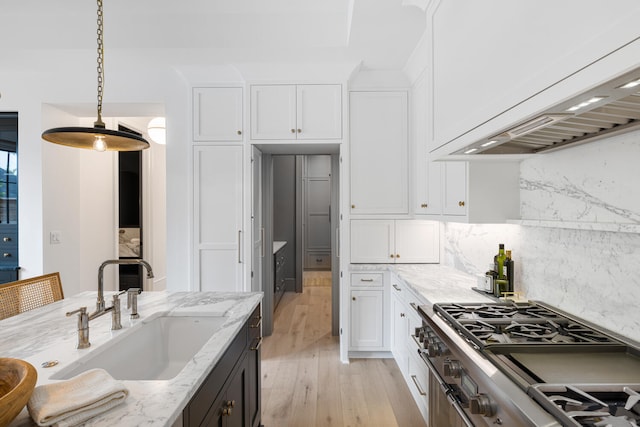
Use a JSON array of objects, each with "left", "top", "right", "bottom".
[
  {"left": 194, "top": 146, "right": 244, "bottom": 291},
  {"left": 350, "top": 290, "right": 384, "bottom": 349},
  {"left": 394, "top": 220, "right": 439, "bottom": 263},
  {"left": 443, "top": 161, "right": 467, "bottom": 216},
  {"left": 349, "top": 220, "right": 394, "bottom": 263},
  {"left": 225, "top": 354, "right": 249, "bottom": 427},
  {"left": 407, "top": 350, "right": 429, "bottom": 420},
  {"left": 250, "top": 85, "right": 297, "bottom": 140},
  {"left": 248, "top": 310, "right": 262, "bottom": 427},
  {"left": 349, "top": 91, "right": 409, "bottom": 214},
  {"left": 425, "top": 159, "right": 442, "bottom": 215},
  {"left": 296, "top": 84, "right": 342, "bottom": 139},
  {"left": 390, "top": 286, "right": 407, "bottom": 364},
  {"left": 193, "top": 87, "right": 243, "bottom": 142}
]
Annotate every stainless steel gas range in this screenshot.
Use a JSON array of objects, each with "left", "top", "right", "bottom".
[{"left": 415, "top": 301, "right": 640, "bottom": 427}]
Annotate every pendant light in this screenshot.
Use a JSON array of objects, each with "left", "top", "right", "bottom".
[{"left": 41, "top": 0, "right": 149, "bottom": 151}]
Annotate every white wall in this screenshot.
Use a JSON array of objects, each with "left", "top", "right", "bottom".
[
  {"left": 441, "top": 130, "right": 640, "bottom": 342},
  {"left": 1, "top": 51, "right": 178, "bottom": 296}
]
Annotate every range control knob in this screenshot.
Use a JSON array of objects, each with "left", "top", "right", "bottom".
[
  {"left": 427, "top": 343, "right": 440, "bottom": 357},
  {"left": 443, "top": 360, "right": 463, "bottom": 378},
  {"left": 469, "top": 393, "right": 496, "bottom": 417}
]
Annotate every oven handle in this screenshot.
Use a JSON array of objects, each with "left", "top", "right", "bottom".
[
  {"left": 419, "top": 351, "right": 475, "bottom": 427},
  {"left": 447, "top": 394, "right": 475, "bottom": 427}
]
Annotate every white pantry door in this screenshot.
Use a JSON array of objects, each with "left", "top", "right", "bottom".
[{"left": 193, "top": 145, "right": 243, "bottom": 291}]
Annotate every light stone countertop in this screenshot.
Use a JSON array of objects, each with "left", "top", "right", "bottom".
[
  {"left": 350, "top": 263, "right": 494, "bottom": 315},
  {"left": 1, "top": 291, "right": 262, "bottom": 427},
  {"left": 273, "top": 241, "right": 287, "bottom": 254}
]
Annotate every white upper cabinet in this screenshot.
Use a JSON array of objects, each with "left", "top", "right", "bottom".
[
  {"left": 250, "top": 84, "right": 342, "bottom": 140},
  {"left": 350, "top": 91, "right": 409, "bottom": 215},
  {"left": 442, "top": 162, "right": 467, "bottom": 216},
  {"left": 296, "top": 85, "right": 342, "bottom": 139},
  {"left": 429, "top": 0, "right": 640, "bottom": 152},
  {"left": 350, "top": 219, "right": 439, "bottom": 264},
  {"left": 416, "top": 159, "right": 520, "bottom": 223},
  {"left": 193, "top": 87, "right": 243, "bottom": 142}
]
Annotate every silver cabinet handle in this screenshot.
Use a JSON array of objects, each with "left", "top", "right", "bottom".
[
  {"left": 360, "top": 278, "right": 374, "bottom": 282},
  {"left": 238, "top": 230, "right": 242, "bottom": 263},
  {"left": 250, "top": 337, "right": 263, "bottom": 351},
  {"left": 260, "top": 228, "right": 265, "bottom": 258},
  {"left": 335, "top": 227, "right": 340, "bottom": 258},
  {"left": 393, "top": 284, "right": 401, "bottom": 292},
  {"left": 411, "top": 375, "right": 427, "bottom": 396}
]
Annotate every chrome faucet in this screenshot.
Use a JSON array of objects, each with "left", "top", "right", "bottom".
[
  {"left": 96, "top": 259, "right": 154, "bottom": 313},
  {"left": 67, "top": 291, "right": 123, "bottom": 349}
]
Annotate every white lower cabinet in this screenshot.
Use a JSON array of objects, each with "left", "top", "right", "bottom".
[
  {"left": 390, "top": 283, "right": 408, "bottom": 361},
  {"left": 350, "top": 290, "right": 384, "bottom": 349},
  {"left": 390, "top": 273, "right": 429, "bottom": 423},
  {"left": 407, "top": 345, "right": 430, "bottom": 421},
  {"left": 349, "top": 272, "right": 389, "bottom": 352}
]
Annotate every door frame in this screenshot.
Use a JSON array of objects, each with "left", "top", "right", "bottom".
[{"left": 257, "top": 148, "right": 340, "bottom": 337}]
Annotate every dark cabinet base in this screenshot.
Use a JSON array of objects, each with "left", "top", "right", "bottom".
[{"left": 183, "top": 304, "right": 262, "bottom": 427}]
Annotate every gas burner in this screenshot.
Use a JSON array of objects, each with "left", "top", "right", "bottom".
[
  {"left": 531, "top": 384, "right": 640, "bottom": 427},
  {"left": 463, "top": 320, "right": 497, "bottom": 340},
  {"left": 505, "top": 322, "right": 559, "bottom": 340},
  {"left": 475, "top": 304, "right": 519, "bottom": 318}
]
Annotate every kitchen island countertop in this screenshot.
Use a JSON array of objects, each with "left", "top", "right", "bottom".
[{"left": 1, "top": 290, "right": 262, "bottom": 427}]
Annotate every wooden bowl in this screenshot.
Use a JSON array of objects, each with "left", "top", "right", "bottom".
[{"left": 0, "top": 358, "right": 37, "bottom": 427}]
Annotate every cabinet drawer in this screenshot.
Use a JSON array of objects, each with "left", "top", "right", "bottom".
[
  {"left": 407, "top": 349, "right": 429, "bottom": 414},
  {"left": 305, "top": 252, "right": 331, "bottom": 270},
  {"left": 350, "top": 273, "right": 383, "bottom": 287}
]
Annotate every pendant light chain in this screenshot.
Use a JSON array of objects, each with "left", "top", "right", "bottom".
[{"left": 95, "top": 0, "right": 105, "bottom": 127}]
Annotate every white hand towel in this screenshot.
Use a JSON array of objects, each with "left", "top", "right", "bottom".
[{"left": 27, "top": 368, "right": 129, "bottom": 427}]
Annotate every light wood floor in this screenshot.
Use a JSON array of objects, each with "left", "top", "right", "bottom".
[{"left": 261, "top": 272, "right": 427, "bottom": 427}]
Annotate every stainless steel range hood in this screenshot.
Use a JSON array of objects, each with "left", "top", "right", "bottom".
[{"left": 456, "top": 67, "right": 640, "bottom": 155}]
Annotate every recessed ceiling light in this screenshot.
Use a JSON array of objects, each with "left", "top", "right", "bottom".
[
  {"left": 464, "top": 148, "right": 478, "bottom": 154},
  {"left": 617, "top": 78, "right": 640, "bottom": 89},
  {"left": 566, "top": 96, "right": 605, "bottom": 112},
  {"left": 481, "top": 140, "right": 498, "bottom": 147}
]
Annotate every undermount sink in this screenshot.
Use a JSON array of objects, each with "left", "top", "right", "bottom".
[{"left": 51, "top": 313, "right": 228, "bottom": 381}]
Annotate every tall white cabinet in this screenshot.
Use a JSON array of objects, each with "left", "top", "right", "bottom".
[
  {"left": 349, "top": 91, "right": 409, "bottom": 215},
  {"left": 192, "top": 86, "right": 245, "bottom": 292},
  {"left": 193, "top": 146, "right": 244, "bottom": 291}
]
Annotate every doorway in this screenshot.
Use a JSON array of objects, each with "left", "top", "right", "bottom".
[{"left": 255, "top": 145, "right": 340, "bottom": 337}]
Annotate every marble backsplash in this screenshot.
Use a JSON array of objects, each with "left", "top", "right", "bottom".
[{"left": 441, "top": 130, "right": 640, "bottom": 343}]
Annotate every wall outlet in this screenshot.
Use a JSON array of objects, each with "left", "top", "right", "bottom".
[{"left": 50, "top": 231, "right": 61, "bottom": 244}]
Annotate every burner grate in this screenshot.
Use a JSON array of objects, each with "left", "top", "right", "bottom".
[{"left": 530, "top": 384, "right": 640, "bottom": 427}]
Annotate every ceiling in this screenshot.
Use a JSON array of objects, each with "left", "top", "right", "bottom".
[{"left": 1, "top": 0, "right": 427, "bottom": 71}]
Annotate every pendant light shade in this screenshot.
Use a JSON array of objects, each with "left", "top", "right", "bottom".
[
  {"left": 42, "top": 125, "right": 150, "bottom": 151},
  {"left": 41, "top": 0, "right": 150, "bottom": 152}
]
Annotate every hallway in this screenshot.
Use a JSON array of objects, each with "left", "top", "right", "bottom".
[{"left": 260, "top": 272, "right": 427, "bottom": 427}]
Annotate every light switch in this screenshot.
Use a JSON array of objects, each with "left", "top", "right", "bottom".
[{"left": 50, "top": 231, "right": 61, "bottom": 244}]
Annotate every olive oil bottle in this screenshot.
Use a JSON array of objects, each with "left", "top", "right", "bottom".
[{"left": 494, "top": 244, "right": 507, "bottom": 297}]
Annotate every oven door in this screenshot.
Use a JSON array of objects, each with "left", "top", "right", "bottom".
[{"left": 421, "top": 351, "right": 475, "bottom": 427}]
